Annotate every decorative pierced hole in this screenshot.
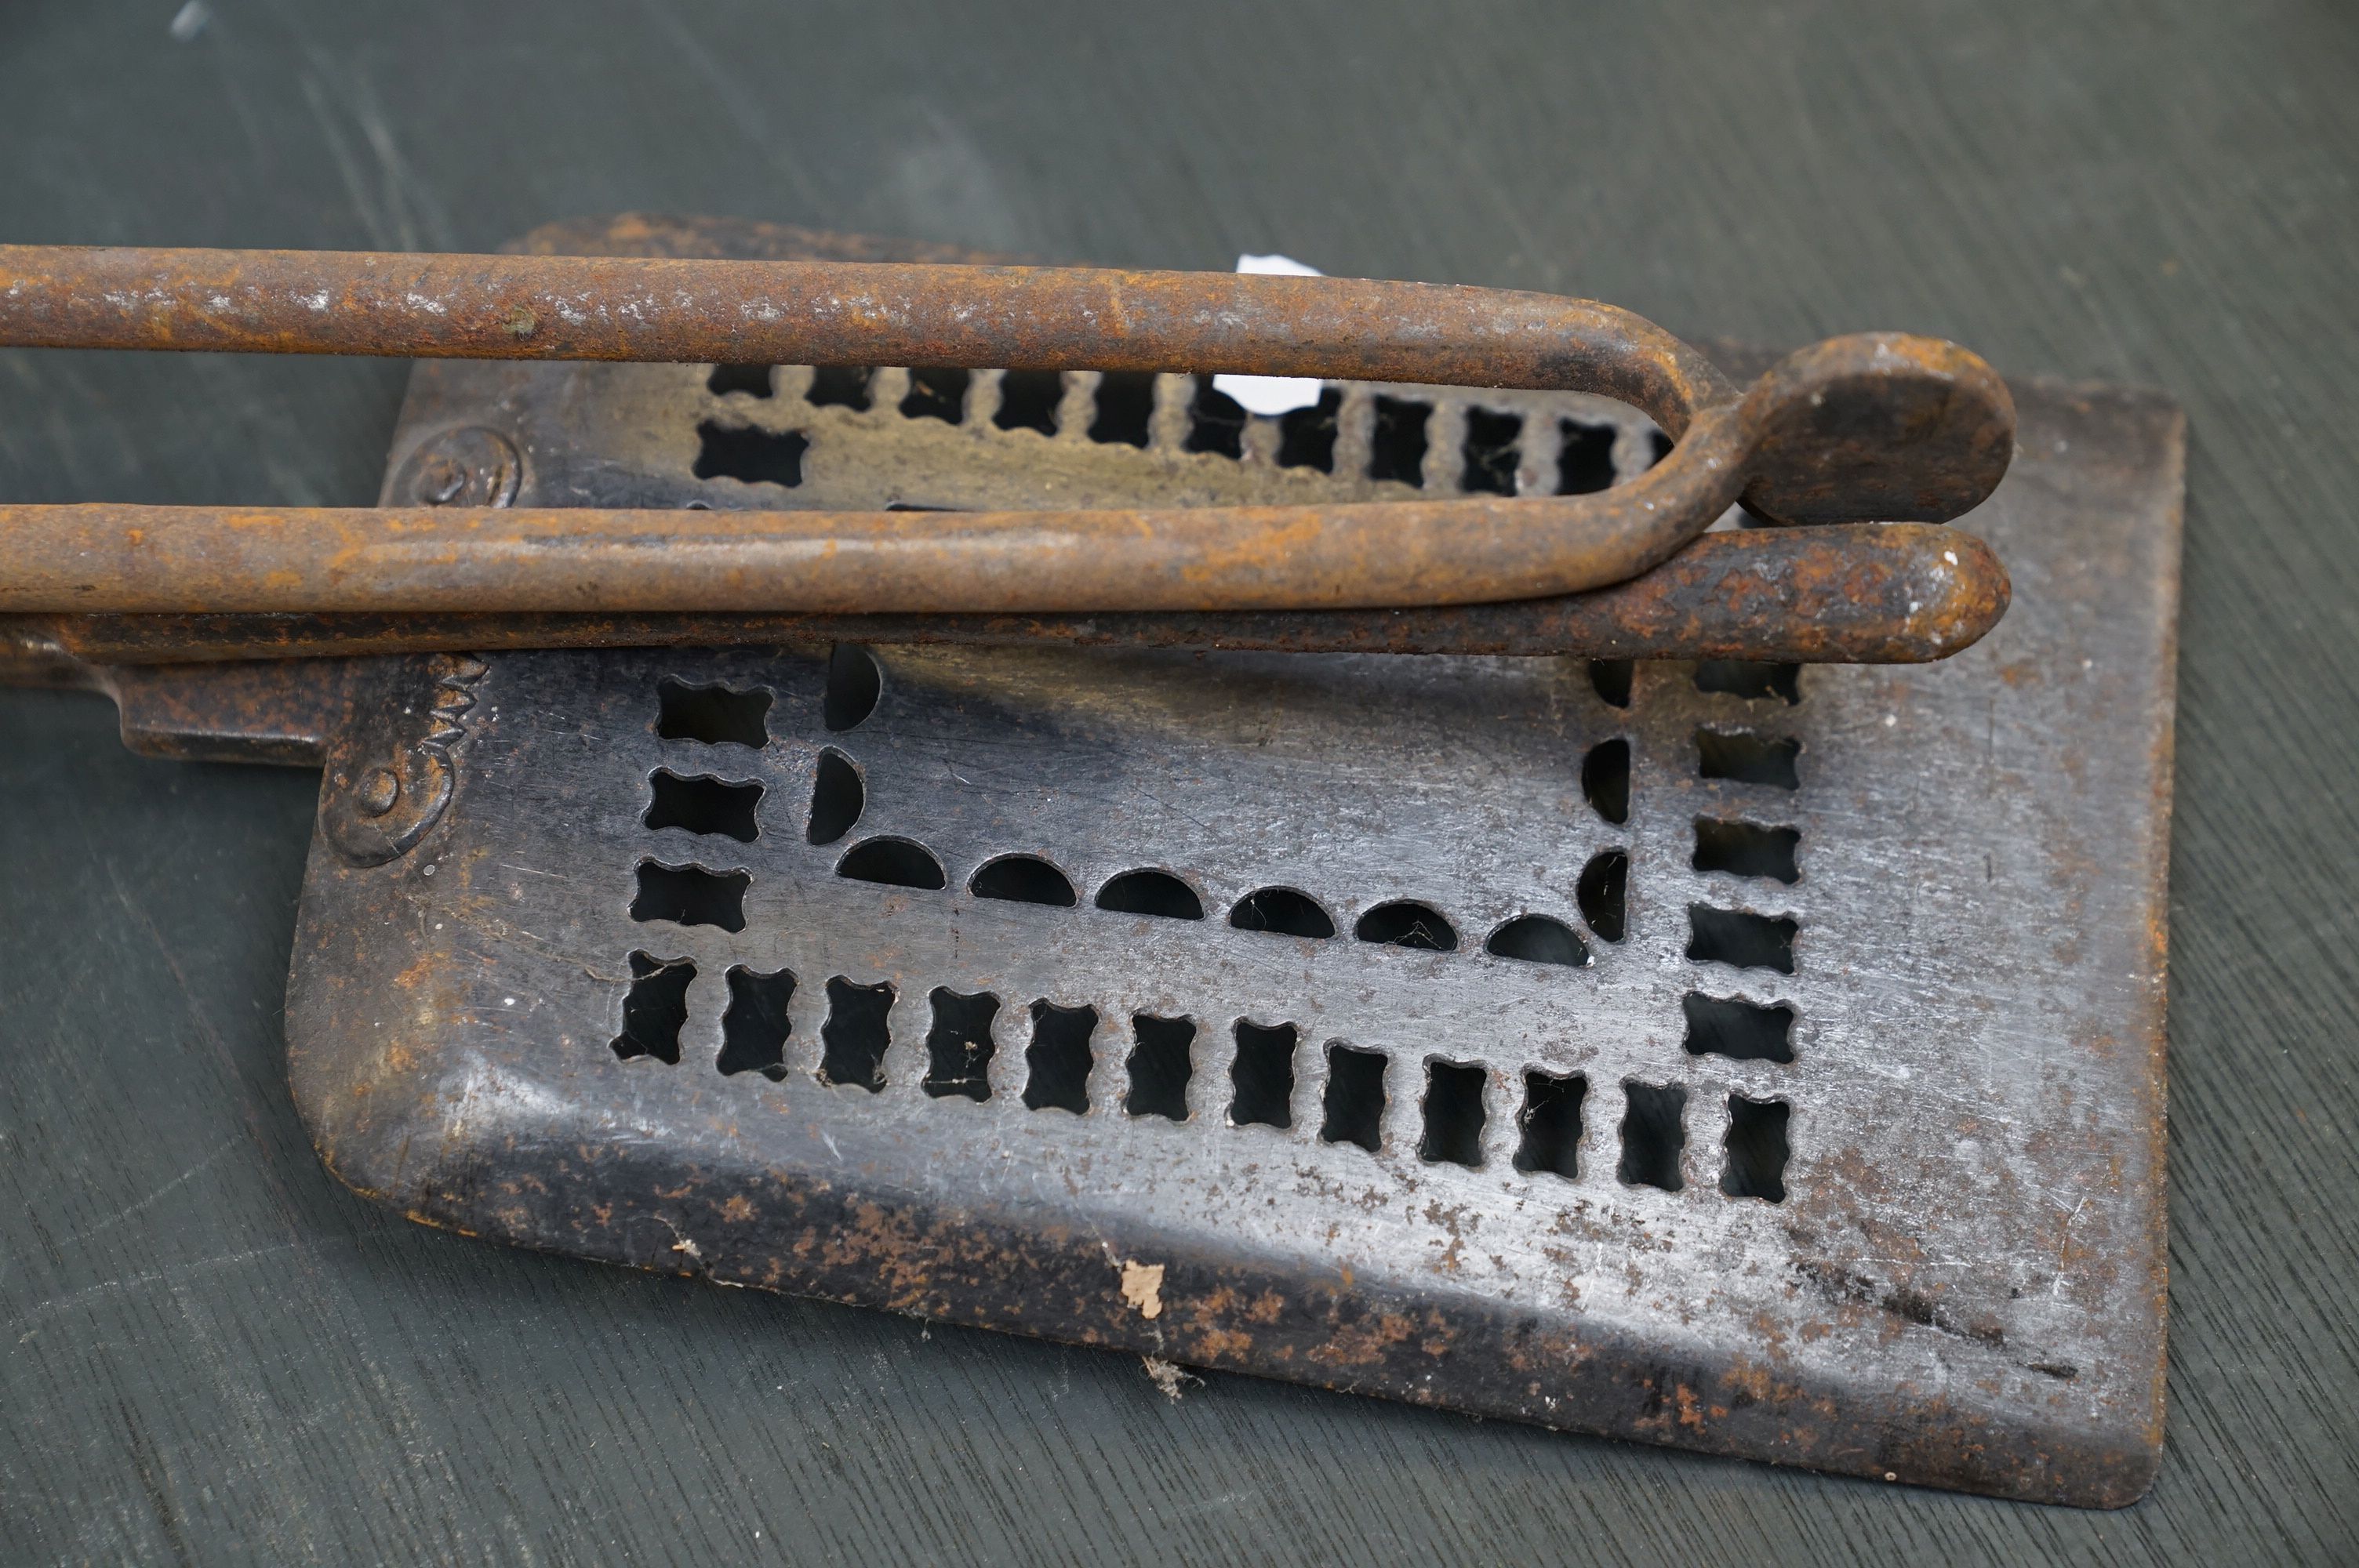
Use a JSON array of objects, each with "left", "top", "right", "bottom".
[
  {"left": 1320, "top": 1044, "right": 1387, "bottom": 1153},
  {"left": 643, "top": 770, "right": 761, "bottom": 842},
  {"left": 631, "top": 860, "right": 749, "bottom": 931},
  {"left": 1125, "top": 1013, "right": 1194, "bottom": 1121},
  {"left": 922, "top": 987, "right": 999, "bottom": 1102},
  {"left": 805, "top": 749, "right": 864, "bottom": 845},
  {"left": 1722, "top": 1094, "right": 1790, "bottom": 1202},
  {"left": 1556, "top": 419, "right": 1616, "bottom": 494},
  {"left": 1023, "top": 1000, "right": 1096, "bottom": 1114},
  {"left": 806, "top": 365, "right": 874, "bottom": 410},
  {"left": 834, "top": 837, "right": 946, "bottom": 891},
  {"left": 816, "top": 976, "right": 893, "bottom": 1092},
  {"left": 970, "top": 854, "right": 1078, "bottom": 907},
  {"left": 706, "top": 363, "right": 774, "bottom": 397},
  {"left": 1485, "top": 914, "right": 1588, "bottom": 967},
  {"left": 1276, "top": 388, "right": 1343, "bottom": 471},
  {"left": 1096, "top": 869, "right": 1205, "bottom": 920},
  {"left": 1687, "top": 906, "right": 1796, "bottom": 974},
  {"left": 1619, "top": 1081, "right": 1686, "bottom": 1191},
  {"left": 993, "top": 370, "right": 1063, "bottom": 434},
  {"left": 1513, "top": 1071, "right": 1586, "bottom": 1178},
  {"left": 1692, "top": 818, "right": 1801, "bottom": 884},
  {"left": 1185, "top": 376, "right": 1248, "bottom": 457},
  {"left": 1368, "top": 396, "right": 1430, "bottom": 486},
  {"left": 1681, "top": 993, "right": 1796, "bottom": 1063},
  {"left": 1354, "top": 900, "right": 1457, "bottom": 952},
  {"left": 900, "top": 367, "right": 969, "bottom": 423},
  {"left": 823, "top": 644, "right": 881, "bottom": 731},
  {"left": 1229, "top": 1019, "right": 1296, "bottom": 1129},
  {"left": 1649, "top": 430, "right": 1674, "bottom": 466},
  {"left": 1589, "top": 659, "right": 1634, "bottom": 709},
  {"left": 1695, "top": 660, "right": 1801, "bottom": 704},
  {"left": 1460, "top": 408, "right": 1521, "bottom": 495},
  {"left": 1577, "top": 849, "right": 1627, "bottom": 942},
  {"left": 1230, "top": 887, "right": 1335, "bottom": 939},
  {"left": 656, "top": 677, "right": 769, "bottom": 748},
  {"left": 1418, "top": 1059, "right": 1487, "bottom": 1167},
  {"left": 1581, "top": 737, "right": 1630, "bottom": 825},
  {"left": 1696, "top": 729, "right": 1801, "bottom": 789},
  {"left": 1089, "top": 372, "right": 1154, "bottom": 447},
  {"left": 692, "top": 419, "right": 809, "bottom": 488},
  {"left": 718, "top": 966, "right": 794, "bottom": 1080},
  {"left": 612, "top": 953, "right": 693, "bottom": 1065}
]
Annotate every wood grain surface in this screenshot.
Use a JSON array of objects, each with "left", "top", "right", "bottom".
[{"left": 2, "top": 2, "right": 2354, "bottom": 1562}]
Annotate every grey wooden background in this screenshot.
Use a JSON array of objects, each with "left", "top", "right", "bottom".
[{"left": 2, "top": 2, "right": 2354, "bottom": 1563}]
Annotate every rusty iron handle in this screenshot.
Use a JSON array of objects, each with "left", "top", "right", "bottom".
[
  {"left": 0, "top": 246, "right": 2016, "bottom": 615},
  {"left": 9, "top": 524, "right": 2008, "bottom": 667}
]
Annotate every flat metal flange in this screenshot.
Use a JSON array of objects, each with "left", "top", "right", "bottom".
[{"left": 284, "top": 216, "right": 2182, "bottom": 1507}]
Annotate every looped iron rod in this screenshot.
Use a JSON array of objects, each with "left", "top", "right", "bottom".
[{"left": 0, "top": 245, "right": 2016, "bottom": 616}]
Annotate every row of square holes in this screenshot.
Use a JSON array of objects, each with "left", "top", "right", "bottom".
[
  {"left": 610, "top": 960, "right": 1788, "bottom": 1203},
  {"left": 693, "top": 363, "right": 1662, "bottom": 495}
]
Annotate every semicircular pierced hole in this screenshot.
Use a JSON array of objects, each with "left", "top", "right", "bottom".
[
  {"left": 834, "top": 836, "right": 946, "bottom": 891},
  {"left": 969, "top": 854, "right": 1078, "bottom": 907},
  {"left": 1577, "top": 849, "right": 1628, "bottom": 943},
  {"left": 1582, "top": 737, "right": 1630, "bottom": 825},
  {"left": 1485, "top": 914, "right": 1589, "bottom": 967},
  {"left": 805, "top": 748, "right": 864, "bottom": 845},
  {"left": 823, "top": 644, "right": 881, "bottom": 731},
  {"left": 1095, "top": 869, "right": 1205, "bottom": 921},
  {"left": 1354, "top": 901, "right": 1458, "bottom": 952},
  {"left": 1230, "top": 887, "right": 1336, "bottom": 939}
]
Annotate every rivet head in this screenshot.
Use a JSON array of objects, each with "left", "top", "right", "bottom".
[
  {"left": 394, "top": 426, "right": 523, "bottom": 508},
  {"left": 357, "top": 767, "right": 402, "bottom": 817}
]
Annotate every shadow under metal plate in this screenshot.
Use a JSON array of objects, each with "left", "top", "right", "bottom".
[{"left": 285, "top": 217, "right": 2182, "bottom": 1508}]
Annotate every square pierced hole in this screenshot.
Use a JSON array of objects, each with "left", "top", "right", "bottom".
[
  {"left": 1695, "top": 660, "right": 1801, "bottom": 703},
  {"left": 631, "top": 860, "right": 749, "bottom": 931},
  {"left": 1320, "top": 1044, "right": 1387, "bottom": 1152},
  {"left": 1696, "top": 729, "right": 1801, "bottom": 789},
  {"left": 1513, "top": 1071, "right": 1586, "bottom": 1179},
  {"left": 1722, "top": 1095, "right": 1791, "bottom": 1202},
  {"left": 612, "top": 953, "right": 694, "bottom": 1065},
  {"left": 1692, "top": 819, "right": 1801, "bottom": 884},
  {"left": 1460, "top": 408, "right": 1521, "bottom": 494},
  {"left": 1618, "top": 1081, "right": 1686, "bottom": 1191},
  {"left": 817, "top": 975, "right": 893, "bottom": 1092},
  {"left": 1418, "top": 1059, "right": 1487, "bottom": 1167},
  {"left": 1556, "top": 419, "right": 1616, "bottom": 494},
  {"left": 1088, "top": 372, "right": 1154, "bottom": 447},
  {"left": 692, "top": 420, "right": 808, "bottom": 488},
  {"left": 1229, "top": 1019, "right": 1296, "bottom": 1129},
  {"left": 643, "top": 769, "right": 762, "bottom": 841},
  {"left": 1368, "top": 396, "right": 1430, "bottom": 486},
  {"left": 656, "top": 677, "right": 770, "bottom": 747},
  {"left": 900, "top": 367, "right": 970, "bottom": 423},
  {"left": 1681, "top": 993, "right": 1796, "bottom": 1063},
  {"left": 1023, "top": 1001, "right": 1096, "bottom": 1113},
  {"left": 923, "top": 987, "right": 999, "bottom": 1102},
  {"left": 993, "top": 370, "right": 1063, "bottom": 435},
  {"left": 717, "top": 965, "right": 794, "bottom": 1080},
  {"left": 1687, "top": 906, "right": 1797, "bottom": 974},
  {"left": 1276, "top": 388, "right": 1342, "bottom": 471},
  {"left": 1125, "top": 1013, "right": 1194, "bottom": 1121},
  {"left": 806, "top": 365, "right": 874, "bottom": 410},
  {"left": 1185, "top": 376, "right": 1248, "bottom": 457}
]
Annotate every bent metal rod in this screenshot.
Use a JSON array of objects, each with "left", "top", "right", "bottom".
[{"left": 0, "top": 245, "right": 2016, "bottom": 653}]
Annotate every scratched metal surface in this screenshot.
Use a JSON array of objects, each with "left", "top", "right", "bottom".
[
  {"left": 2, "top": 0, "right": 2354, "bottom": 1562},
  {"left": 282, "top": 283, "right": 2177, "bottom": 1500}
]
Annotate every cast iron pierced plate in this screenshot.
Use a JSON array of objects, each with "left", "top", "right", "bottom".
[{"left": 285, "top": 216, "right": 2181, "bottom": 1508}]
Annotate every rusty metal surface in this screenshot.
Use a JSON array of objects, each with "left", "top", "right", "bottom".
[
  {"left": 270, "top": 216, "right": 2183, "bottom": 1509},
  {"left": 0, "top": 239, "right": 2013, "bottom": 615},
  {"left": 16, "top": 523, "right": 2006, "bottom": 667}
]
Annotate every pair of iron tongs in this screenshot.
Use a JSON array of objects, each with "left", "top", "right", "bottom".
[{"left": 0, "top": 245, "right": 2014, "bottom": 665}]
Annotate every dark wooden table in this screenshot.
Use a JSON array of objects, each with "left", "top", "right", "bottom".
[{"left": 3, "top": 2, "right": 2354, "bottom": 1561}]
